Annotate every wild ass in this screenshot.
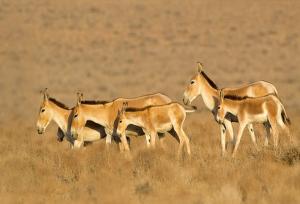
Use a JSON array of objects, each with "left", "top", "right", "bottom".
[
  {"left": 116, "top": 102, "right": 195, "bottom": 157},
  {"left": 216, "top": 90, "right": 291, "bottom": 157},
  {"left": 36, "top": 89, "right": 105, "bottom": 148},
  {"left": 70, "top": 92, "right": 172, "bottom": 149},
  {"left": 183, "top": 62, "right": 279, "bottom": 155}
]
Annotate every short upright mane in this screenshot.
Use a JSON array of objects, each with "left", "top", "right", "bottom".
[
  {"left": 125, "top": 102, "right": 177, "bottom": 112},
  {"left": 81, "top": 100, "right": 109, "bottom": 105},
  {"left": 201, "top": 71, "right": 218, "bottom": 89},
  {"left": 224, "top": 95, "right": 250, "bottom": 100},
  {"left": 49, "top": 98, "right": 70, "bottom": 110},
  {"left": 125, "top": 106, "right": 152, "bottom": 112}
]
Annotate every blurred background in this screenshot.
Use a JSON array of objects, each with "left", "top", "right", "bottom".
[{"left": 1, "top": 0, "right": 299, "bottom": 126}]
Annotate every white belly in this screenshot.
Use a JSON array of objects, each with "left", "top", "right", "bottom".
[
  {"left": 155, "top": 122, "right": 173, "bottom": 133},
  {"left": 81, "top": 128, "right": 101, "bottom": 142},
  {"left": 248, "top": 113, "right": 268, "bottom": 123}
]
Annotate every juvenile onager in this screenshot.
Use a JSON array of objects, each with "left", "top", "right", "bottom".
[
  {"left": 116, "top": 102, "right": 195, "bottom": 157},
  {"left": 216, "top": 90, "right": 291, "bottom": 157}
]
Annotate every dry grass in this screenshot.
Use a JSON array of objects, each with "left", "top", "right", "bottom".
[{"left": 1, "top": 0, "right": 300, "bottom": 203}]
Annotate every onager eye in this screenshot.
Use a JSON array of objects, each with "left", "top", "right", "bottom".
[
  {"left": 41, "top": 109, "right": 45, "bottom": 113},
  {"left": 217, "top": 106, "right": 221, "bottom": 110},
  {"left": 74, "top": 114, "right": 78, "bottom": 118},
  {"left": 119, "top": 120, "right": 122, "bottom": 123},
  {"left": 190, "top": 81, "right": 195, "bottom": 85}
]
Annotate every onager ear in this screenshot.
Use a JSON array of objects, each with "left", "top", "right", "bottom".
[
  {"left": 77, "top": 92, "right": 83, "bottom": 105},
  {"left": 197, "top": 62, "right": 203, "bottom": 73},
  {"left": 41, "top": 88, "right": 49, "bottom": 101}
]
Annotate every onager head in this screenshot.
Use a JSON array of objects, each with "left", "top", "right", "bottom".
[
  {"left": 36, "top": 88, "right": 53, "bottom": 134},
  {"left": 70, "top": 92, "right": 85, "bottom": 138},
  {"left": 183, "top": 62, "right": 209, "bottom": 105},
  {"left": 216, "top": 89, "right": 226, "bottom": 124},
  {"left": 116, "top": 102, "right": 129, "bottom": 136}
]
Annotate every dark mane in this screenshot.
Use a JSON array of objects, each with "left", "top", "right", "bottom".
[
  {"left": 125, "top": 106, "right": 152, "bottom": 112},
  {"left": 81, "top": 100, "right": 109, "bottom": 105},
  {"left": 125, "top": 102, "right": 178, "bottom": 112},
  {"left": 49, "top": 97, "right": 70, "bottom": 110},
  {"left": 201, "top": 71, "right": 218, "bottom": 89},
  {"left": 224, "top": 95, "right": 250, "bottom": 100}
]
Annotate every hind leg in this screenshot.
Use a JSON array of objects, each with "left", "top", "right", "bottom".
[
  {"left": 269, "top": 119, "right": 279, "bottom": 148},
  {"left": 278, "top": 119, "right": 292, "bottom": 145},
  {"left": 263, "top": 122, "right": 271, "bottom": 146},
  {"left": 180, "top": 128, "right": 191, "bottom": 156},
  {"left": 247, "top": 124, "right": 259, "bottom": 151},
  {"left": 173, "top": 125, "right": 185, "bottom": 158}
]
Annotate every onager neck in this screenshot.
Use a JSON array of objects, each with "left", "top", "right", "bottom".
[
  {"left": 81, "top": 104, "right": 111, "bottom": 127},
  {"left": 49, "top": 102, "right": 70, "bottom": 132},
  {"left": 124, "top": 111, "right": 146, "bottom": 128},
  {"left": 198, "top": 74, "right": 218, "bottom": 111}
]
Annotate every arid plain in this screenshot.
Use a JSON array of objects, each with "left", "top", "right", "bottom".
[{"left": 0, "top": 0, "right": 300, "bottom": 203}]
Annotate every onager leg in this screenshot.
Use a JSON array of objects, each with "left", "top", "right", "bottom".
[
  {"left": 269, "top": 119, "right": 279, "bottom": 148},
  {"left": 220, "top": 123, "right": 227, "bottom": 156},
  {"left": 105, "top": 129, "right": 112, "bottom": 145},
  {"left": 232, "top": 123, "right": 246, "bottom": 157},
  {"left": 150, "top": 131, "right": 157, "bottom": 148},
  {"left": 224, "top": 119, "right": 234, "bottom": 145},
  {"left": 120, "top": 134, "right": 130, "bottom": 152},
  {"left": 278, "top": 119, "right": 292, "bottom": 145},
  {"left": 74, "top": 133, "right": 84, "bottom": 149},
  {"left": 247, "top": 124, "right": 259, "bottom": 151},
  {"left": 263, "top": 122, "right": 271, "bottom": 146},
  {"left": 180, "top": 128, "right": 191, "bottom": 156},
  {"left": 173, "top": 125, "right": 185, "bottom": 158},
  {"left": 145, "top": 133, "right": 151, "bottom": 148},
  {"left": 158, "top": 133, "right": 166, "bottom": 149}
]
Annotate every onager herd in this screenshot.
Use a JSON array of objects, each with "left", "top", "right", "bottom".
[{"left": 36, "top": 63, "right": 291, "bottom": 158}]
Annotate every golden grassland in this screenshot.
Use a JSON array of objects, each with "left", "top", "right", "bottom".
[{"left": 0, "top": 0, "right": 299, "bottom": 203}]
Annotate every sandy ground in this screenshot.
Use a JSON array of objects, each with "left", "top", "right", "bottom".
[{"left": 0, "top": 0, "right": 299, "bottom": 203}]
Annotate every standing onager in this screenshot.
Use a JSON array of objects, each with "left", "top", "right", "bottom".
[
  {"left": 36, "top": 89, "right": 105, "bottom": 148},
  {"left": 183, "top": 62, "right": 279, "bottom": 155},
  {"left": 116, "top": 102, "right": 195, "bottom": 157},
  {"left": 70, "top": 92, "right": 172, "bottom": 149},
  {"left": 216, "top": 90, "right": 291, "bottom": 157}
]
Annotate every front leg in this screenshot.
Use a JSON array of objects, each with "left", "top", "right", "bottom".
[
  {"left": 145, "top": 134, "right": 151, "bottom": 148},
  {"left": 120, "top": 133, "right": 130, "bottom": 152},
  {"left": 158, "top": 133, "right": 166, "bottom": 150},
  {"left": 150, "top": 131, "right": 157, "bottom": 148},
  {"left": 105, "top": 128, "right": 112, "bottom": 145},
  {"left": 73, "top": 132, "right": 84, "bottom": 149},
  {"left": 223, "top": 120, "right": 234, "bottom": 145}
]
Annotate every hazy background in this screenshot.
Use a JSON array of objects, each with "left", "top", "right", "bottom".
[{"left": 0, "top": 0, "right": 299, "bottom": 203}]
